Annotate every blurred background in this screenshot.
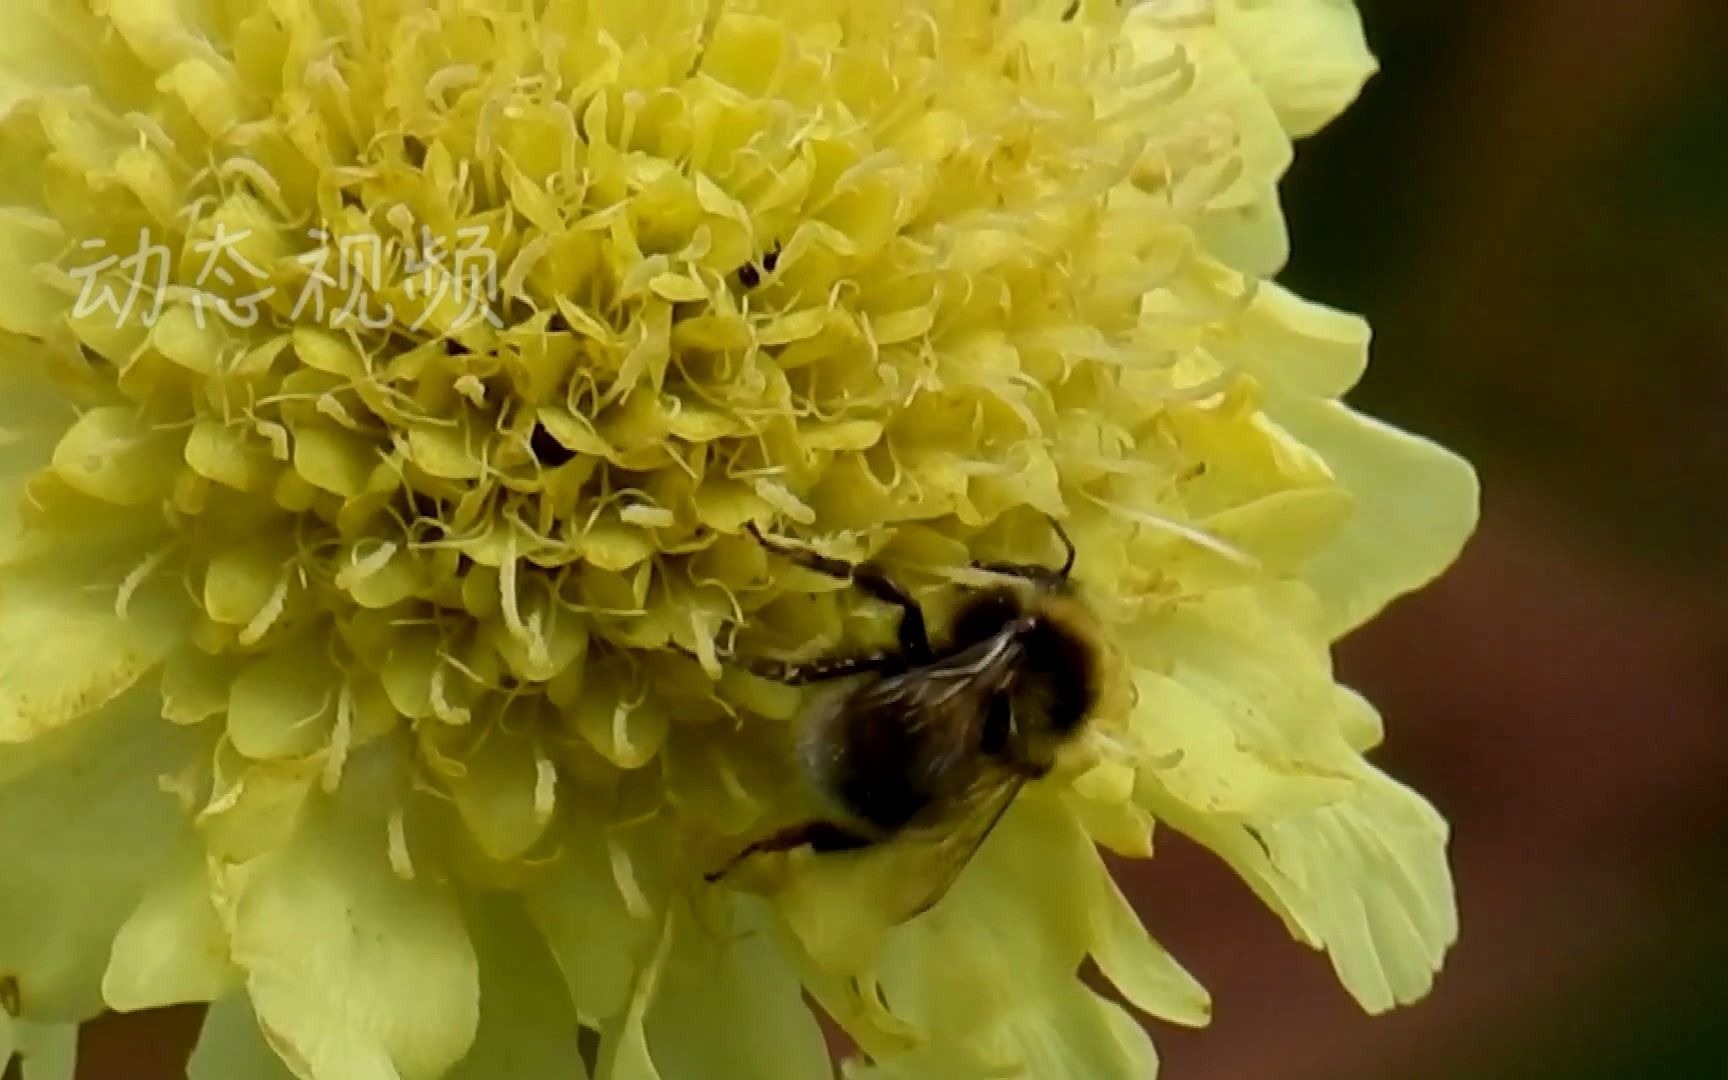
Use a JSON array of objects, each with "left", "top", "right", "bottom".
[
  {"left": 1138, "top": 1, "right": 1728, "bottom": 1077},
  {"left": 52, "top": 1, "right": 1728, "bottom": 1077}
]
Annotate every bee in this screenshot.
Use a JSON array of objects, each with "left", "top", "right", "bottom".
[{"left": 706, "top": 517, "right": 1108, "bottom": 922}]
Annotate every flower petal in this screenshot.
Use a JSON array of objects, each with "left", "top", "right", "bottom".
[
  {"left": 219, "top": 745, "right": 480, "bottom": 1080},
  {"left": 1254, "top": 766, "right": 1459, "bottom": 1013},
  {"left": 226, "top": 645, "right": 339, "bottom": 761},
  {"left": 1218, "top": 0, "right": 1379, "bottom": 138},
  {"left": 187, "top": 997, "right": 297, "bottom": 1080},
  {"left": 0, "top": 533, "right": 184, "bottom": 744},
  {"left": 0, "top": 354, "right": 74, "bottom": 554},
  {"left": 592, "top": 909, "right": 675, "bottom": 1080},
  {"left": 872, "top": 796, "right": 1098, "bottom": 1042},
  {"left": 1197, "top": 187, "right": 1290, "bottom": 277},
  {"left": 50, "top": 406, "right": 185, "bottom": 507},
  {"left": 984, "top": 987, "right": 1159, "bottom": 1080},
  {"left": 1334, "top": 683, "right": 1386, "bottom": 753},
  {"left": 446, "top": 896, "right": 587, "bottom": 1080},
  {"left": 1126, "top": 13, "right": 1294, "bottom": 209},
  {"left": 1209, "top": 280, "right": 1371, "bottom": 400},
  {"left": 523, "top": 808, "right": 666, "bottom": 1024},
  {"left": 0, "top": 4, "right": 103, "bottom": 106},
  {"left": 1129, "top": 666, "right": 1355, "bottom": 818},
  {"left": 853, "top": 985, "right": 1157, "bottom": 1080},
  {"left": 0, "top": 210, "right": 66, "bottom": 338},
  {"left": 1089, "top": 874, "right": 1211, "bottom": 1029},
  {"left": 1123, "top": 583, "right": 1362, "bottom": 812},
  {"left": 1271, "top": 398, "right": 1481, "bottom": 638},
  {"left": 1148, "top": 763, "right": 1455, "bottom": 1016},
  {"left": 445, "top": 723, "right": 557, "bottom": 863},
  {"left": 101, "top": 844, "right": 239, "bottom": 1012},
  {"left": 0, "top": 692, "right": 202, "bottom": 1020},
  {"left": 642, "top": 903, "right": 829, "bottom": 1080}
]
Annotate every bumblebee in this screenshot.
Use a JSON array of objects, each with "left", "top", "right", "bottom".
[{"left": 706, "top": 518, "right": 1108, "bottom": 921}]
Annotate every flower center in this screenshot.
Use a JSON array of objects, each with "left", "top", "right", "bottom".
[{"left": 23, "top": 4, "right": 1217, "bottom": 855}]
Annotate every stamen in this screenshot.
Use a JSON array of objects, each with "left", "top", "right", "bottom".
[
  {"left": 115, "top": 545, "right": 175, "bottom": 618},
  {"left": 238, "top": 570, "right": 292, "bottom": 647},
  {"left": 533, "top": 749, "right": 557, "bottom": 825},
  {"left": 607, "top": 833, "right": 652, "bottom": 921},
  {"left": 387, "top": 807, "right": 415, "bottom": 880}
]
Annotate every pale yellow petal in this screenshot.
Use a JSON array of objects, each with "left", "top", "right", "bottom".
[
  {"left": 594, "top": 910, "right": 674, "bottom": 1080},
  {"left": 1254, "top": 766, "right": 1458, "bottom": 1013},
  {"left": 854, "top": 986, "right": 1157, "bottom": 1080},
  {"left": 872, "top": 796, "right": 1096, "bottom": 1039},
  {"left": 1089, "top": 874, "right": 1210, "bottom": 1029},
  {"left": 226, "top": 646, "right": 339, "bottom": 761},
  {"left": 0, "top": 209, "right": 66, "bottom": 339},
  {"left": 761, "top": 797, "right": 1107, "bottom": 1069},
  {"left": 446, "top": 896, "right": 588, "bottom": 1080},
  {"left": 50, "top": 406, "right": 185, "bottom": 507},
  {"left": 220, "top": 745, "right": 480, "bottom": 1080},
  {"left": 642, "top": 903, "right": 829, "bottom": 1080},
  {"left": 0, "top": 692, "right": 204, "bottom": 1021},
  {"left": 1136, "top": 791, "right": 1318, "bottom": 950},
  {"left": 445, "top": 723, "right": 556, "bottom": 863},
  {"left": 1218, "top": 0, "right": 1379, "bottom": 138},
  {"left": 195, "top": 746, "right": 318, "bottom": 865},
  {"left": 0, "top": 4, "right": 129, "bottom": 108},
  {"left": 1125, "top": 13, "right": 1294, "bottom": 209},
  {"left": 522, "top": 808, "right": 664, "bottom": 1023},
  {"left": 1209, "top": 278, "right": 1372, "bottom": 400},
  {"left": 0, "top": 533, "right": 186, "bottom": 744},
  {"left": 102, "top": 845, "right": 239, "bottom": 1012},
  {"left": 1130, "top": 665, "right": 1354, "bottom": 818},
  {"left": 0, "top": 355, "right": 75, "bottom": 555},
  {"left": 1148, "top": 765, "right": 1455, "bottom": 1016},
  {"left": 987, "top": 987, "right": 1159, "bottom": 1080},
  {"left": 1123, "top": 584, "right": 1362, "bottom": 811},
  {"left": 1334, "top": 683, "right": 1386, "bottom": 753},
  {"left": 1270, "top": 398, "right": 1481, "bottom": 637},
  {"left": 1196, "top": 187, "right": 1290, "bottom": 277}
]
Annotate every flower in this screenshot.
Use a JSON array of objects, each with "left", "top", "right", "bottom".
[{"left": 0, "top": 1, "right": 1477, "bottom": 1078}]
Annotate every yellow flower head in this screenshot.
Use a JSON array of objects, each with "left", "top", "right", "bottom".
[{"left": 0, "top": 1, "right": 1477, "bottom": 1077}]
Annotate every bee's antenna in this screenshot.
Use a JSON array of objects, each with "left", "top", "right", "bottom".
[{"left": 1050, "top": 516, "right": 1076, "bottom": 579}]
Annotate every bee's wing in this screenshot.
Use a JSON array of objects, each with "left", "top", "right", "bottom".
[
  {"left": 890, "top": 768, "right": 1028, "bottom": 923},
  {"left": 823, "top": 631, "right": 1030, "bottom": 924},
  {"left": 843, "top": 631, "right": 1021, "bottom": 787}
]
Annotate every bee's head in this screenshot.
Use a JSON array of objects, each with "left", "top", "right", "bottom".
[
  {"left": 990, "top": 594, "right": 1105, "bottom": 771},
  {"left": 951, "top": 515, "right": 1105, "bottom": 769}
]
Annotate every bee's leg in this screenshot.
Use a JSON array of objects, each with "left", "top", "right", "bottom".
[
  {"left": 737, "top": 651, "right": 906, "bottom": 685},
  {"left": 1051, "top": 517, "right": 1077, "bottom": 577},
  {"left": 972, "top": 516, "right": 1076, "bottom": 582},
  {"left": 746, "top": 524, "right": 932, "bottom": 661},
  {"left": 671, "top": 643, "right": 898, "bottom": 685},
  {"left": 704, "top": 820, "right": 876, "bottom": 882},
  {"left": 850, "top": 568, "right": 931, "bottom": 661},
  {"left": 972, "top": 559, "right": 1062, "bottom": 586}
]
